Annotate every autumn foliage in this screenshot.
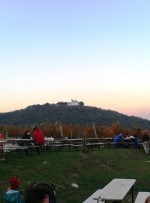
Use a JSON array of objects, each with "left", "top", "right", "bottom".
[{"left": 0, "top": 122, "right": 144, "bottom": 139}]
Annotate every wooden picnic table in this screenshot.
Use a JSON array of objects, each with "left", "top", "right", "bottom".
[{"left": 6, "top": 138, "right": 33, "bottom": 145}]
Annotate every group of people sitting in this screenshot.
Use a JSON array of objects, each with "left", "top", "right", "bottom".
[
  {"left": 113, "top": 129, "right": 150, "bottom": 152},
  {"left": 3, "top": 176, "right": 56, "bottom": 203},
  {"left": 21, "top": 127, "right": 45, "bottom": 154},
  {"left": 113, "top": 132, "right": 139, "bottom": 148}
]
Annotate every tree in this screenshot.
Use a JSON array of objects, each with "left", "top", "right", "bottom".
[{"left": 79, "top": 101, "right": 84, "bottom": 106}]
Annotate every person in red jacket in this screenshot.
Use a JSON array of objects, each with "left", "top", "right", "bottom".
[{"left": 32, "top": 127, "right": 45, "bottom": 154}]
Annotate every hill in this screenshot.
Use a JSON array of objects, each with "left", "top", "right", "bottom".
[{"left": 0, "top": 103, "right": 150, "bottom": 129}]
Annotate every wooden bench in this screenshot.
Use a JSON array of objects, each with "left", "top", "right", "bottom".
[
  {"left": 83, "top": 189, "right": 104, "bottom": 203},
  {"left": 86, "top": 143, "right": 105, "bottom": 151},
  {"left": 70, "top": 144, "right": 82, "bottom": 151},
  {"left": 134, "top": 192, "right": 150, "bottom": 203}
]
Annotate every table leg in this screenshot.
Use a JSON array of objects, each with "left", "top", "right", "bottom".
[{"left": 131, "top": 186, "right": 134, "bottom": 203}]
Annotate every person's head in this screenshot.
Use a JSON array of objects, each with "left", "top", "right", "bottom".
[
  {"left": 8, "top": 176, "right": 20, "bottom": 190},
  {"left": 26, "top": 130, "right": 31, "bottom": 135},
  {"left": 145, "top": 196, "right": 150, "bottom": 203},
  {"left": 24, "top": 183, "right": 56, "bottom": 203},
  {"left": 33, "top": 127, "right": 39, "bottom": 132}
]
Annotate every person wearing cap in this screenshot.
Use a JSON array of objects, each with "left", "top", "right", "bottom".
[{"left": 4, "top": 176, "right": 24, "bottom": 203}]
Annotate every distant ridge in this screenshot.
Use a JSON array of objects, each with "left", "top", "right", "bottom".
[{"left": 0, "top": 103, "right": 150, "bottom": 129}]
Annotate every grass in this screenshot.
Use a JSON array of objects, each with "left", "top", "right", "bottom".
[{"left": 0, "top": 147, "right": 150, "bottom": 203}]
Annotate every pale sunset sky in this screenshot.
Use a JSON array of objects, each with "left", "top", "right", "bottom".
[{"left": 0, "top": 0, "right": 150, "bottom": 120}]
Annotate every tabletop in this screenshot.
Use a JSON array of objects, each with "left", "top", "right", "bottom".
[
  {"left": 98, "top": 178, "right": 136, "bottom": 202},
  {"left": 134, "top": 192, "right": 150, "bottom": 203},
  {"left": 0, "top": 139, "right": 6, "bottom": 145}
]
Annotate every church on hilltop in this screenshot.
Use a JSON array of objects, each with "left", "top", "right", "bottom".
[
  {"left": 67, "top": 99, "right": 80, "bottom": 106},
  {"left": 56, "top": 99, "right": 84, "bottom": 106}
]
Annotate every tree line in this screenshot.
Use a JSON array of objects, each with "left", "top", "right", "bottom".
[{"left": 0, "top": 122, "right": 145, "bottom": 139}]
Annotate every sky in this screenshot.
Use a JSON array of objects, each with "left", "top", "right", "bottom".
[{"left": 0, "top": 0, "right": 150, "bottom": 120}]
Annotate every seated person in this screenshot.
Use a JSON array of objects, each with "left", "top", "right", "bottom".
[
  {"left": 21, "top": 130, "right": 32, "bottom": 154},
  {"left": 114, "top": 132, "right": 124, "bottom": 147},
  {"left": 22, "top": 130, "right": 31, "bottom": 139},
  {"left": 4, "top": 176, "right": 24, "bottom": 203},
  {"left": 131, "top": 128, "right": 141, "bottom": 148},
  {"left": 24, "top": 182, "right": 56, "bottom": 203},
  {"left": 32, "top": 127, "right": 45, "bottom": 154}
]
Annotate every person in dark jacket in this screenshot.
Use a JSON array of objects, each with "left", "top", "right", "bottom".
[
  {"left": 131, "top": 128, "right": 141, "bottom": 148},
  {"left": 21, "top": 130, "right": 32, "bottom": 154},
  {"left": 142, "top": 131, "right": 150, "bottom": 154},
  {"left": 22, "top": 130, "right": 31, "bottom": 139}
]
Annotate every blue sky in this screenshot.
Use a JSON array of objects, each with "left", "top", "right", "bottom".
[{"left": 1, "top": 0, "right": 150, "bottom": 120}]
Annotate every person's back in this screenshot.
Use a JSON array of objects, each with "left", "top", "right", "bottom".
[
  {"left": 142, "top": 132, "right": 150, "bottom": 142},
  {"left": 142, "top": 131, "right": 150, "bottom": 154},
  {"left": 33, "top": 127, "right": 45, "bottom": 145},
  {"left": 132, "top": 128, "right": 141, "bottom": 148},
  {"left": 114, "top": 133, "right": 121, "bottom": 144},
  {"left": 4, "top": 190, "right": 23, "bottom": 203},
  {"left": 114, "top": 133, "right": 124, "bottom": 147},
  {"left": 4, "top": 176, "right": 24, "bottom": 203}
]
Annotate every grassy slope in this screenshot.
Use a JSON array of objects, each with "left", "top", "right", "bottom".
[{"left": 0, "top": 148, "right": 150, "bottom": 203}]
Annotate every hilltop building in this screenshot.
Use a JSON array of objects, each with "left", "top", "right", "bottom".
[
  {"left": 67, "top": 99, "right": 80, "bottom": 106},
  {"left": 56, "top": 99, "right": 84, "bottom": 106}
]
